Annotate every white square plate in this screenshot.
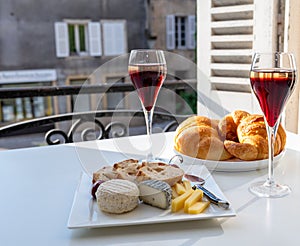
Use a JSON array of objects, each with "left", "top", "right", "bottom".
[{"left": 68, "top": 164, "right": 236, "bottom": 229}]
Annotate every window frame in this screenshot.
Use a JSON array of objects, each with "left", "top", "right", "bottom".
[
  {"left": 166, "top": 14, "right": 196, "bottom": 50},
  {"left": 67, "top": 23, "right": 89, "bottom": 56},
  {"left": 175, "top": 16, "right": 187, "bottom": 49},
  {"left": 64, "top": 19, "right": 90, "bottom": 57}
]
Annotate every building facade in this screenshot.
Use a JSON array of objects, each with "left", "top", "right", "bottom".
[{"left": 0, "top": 0, "right": 196, "bottom": 124}]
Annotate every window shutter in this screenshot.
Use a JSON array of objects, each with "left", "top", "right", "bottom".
[
  {"left": 197, "top": 0, "right": 279, "bottom": 117},
  {"left": 102, "top": 21, "right": 127, "bottom": 56},
  {"left": 166, "top": 15, "right": 175, "bottom": 50},
  {"left": 187, "top": 15, "right": 196, "bottom": 49},
  {"left": 54, "top": 22, "right": 69, "bottom": 58},
  {"left": 88, "top": 22, "right": 102, "bottom": 56}
]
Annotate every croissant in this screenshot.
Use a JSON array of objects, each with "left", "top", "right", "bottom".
[
  {"left": 218, "top": 110, "right": 250, "bottom": 141},
  {"left": 223, "top": 113, "right": 286, "bottom": 161},
  {"left": 174, "top": 116, "right": 232, "bottom": 161}
]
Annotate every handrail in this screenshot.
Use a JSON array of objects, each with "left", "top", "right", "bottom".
[
  {"left": 0, "top": 109, "right": 189, "bottom": 145},
  {"left": 0, "top": 80, "right": 196, "bottom": 99}
]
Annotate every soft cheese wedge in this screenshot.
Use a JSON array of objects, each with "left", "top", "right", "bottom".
[
  {"left": 184, "top": 189, "right": 203, "bottom": 213},
  {"left": 188, "top": 201, "right": 210, "bottom": 214},
  {"left": 139, "top": 180, "right": 172, "bottom": 209},
  {"left": 171, "top": 189, "right": 193, "bottom": 212}
]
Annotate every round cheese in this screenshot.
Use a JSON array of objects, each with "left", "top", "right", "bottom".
[{"left": 96, "top": 179, "right": 139, "bottom": 214}]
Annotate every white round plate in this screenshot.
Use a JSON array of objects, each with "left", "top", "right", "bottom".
[{"left": 173, "top": 149, "right": 286, "bottom": 172}]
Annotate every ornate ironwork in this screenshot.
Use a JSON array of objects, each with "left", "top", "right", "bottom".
[
  {"left": 0, "top": 81, "right": 194, "bottom": 147},
  {"left": 0, "top": 110, "right": 187, "bottom": 146}
]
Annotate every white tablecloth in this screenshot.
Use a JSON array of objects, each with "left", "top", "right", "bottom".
[{"left": 0, "top": 131, "right": 300, "bottom": 246}]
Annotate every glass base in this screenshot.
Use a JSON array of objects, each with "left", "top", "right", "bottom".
[{"left": 249, "top": 180, "right": 291, "bottom": 198}]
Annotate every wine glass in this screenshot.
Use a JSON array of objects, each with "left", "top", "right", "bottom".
[
  {"left": 249, "top": 52, "right": 297, "bottom": 198},
  {"left": 128, "top": 49, "right": 167, "bottom": 162}
]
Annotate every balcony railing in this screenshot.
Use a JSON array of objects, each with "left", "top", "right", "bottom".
[
  {"left": 0, "top": 80, "right": 196, "bottom": 149},
  {"left": 0, "top": 80, "right": 196, "bottom": 99}
]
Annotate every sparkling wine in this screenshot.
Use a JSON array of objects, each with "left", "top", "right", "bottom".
[
  {"left": 129, "top": 64, "right": 166, "bottom": 111},
  {"left": 250, "top": 69, "right": 296, "bottom": 127}
]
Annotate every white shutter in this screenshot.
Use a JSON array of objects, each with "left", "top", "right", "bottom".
[
  {"left": 102, "top": 21, "right": 127, "bottom": 56},
  {"left": 54, "top": 22, "right": 69, "bottom": 58},
  {"left": 187, "top": 15, "right": 196, "bottom": 49},
  {"left": 166, "top": 15, "right": 175, "bottom": 50},
  {"left": 103, "top": 23, "right": 114, "bottom": 55},
  {"left": 197, "top": 0, "right": 279, "bottom": 117},
  {"left": 88, "top": 22, "right": 102, "bottom": 56},
  {"left": 252, "top": 0, "right": 278, "bottom": 52}
]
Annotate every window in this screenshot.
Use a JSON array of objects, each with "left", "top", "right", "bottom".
[
  {"left": 55, "top": 20, "right": 102, "bottom": 57},
  {"left": 68, "top": 23, "right": 88, "bottom": 55},
  {"left": 0, "top": 83, "right": 53, "bottom": 123},
  {"left": 166, "top": 15, "right": 196, "bottom": 50},
  {"left": 55, "top": 20, "right": 127, "bottom": 58},
  {"left": 175, "top": 16, "right": 187, "bottom": 49}
]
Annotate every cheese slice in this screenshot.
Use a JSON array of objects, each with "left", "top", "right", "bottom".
[
  {"left": 171, "top": 189, "right": 193, "bottom": 212},
  {"left": 174, "top": 182, "right": 186, "bottom": 195},
  {"left": 171, "top": 186, "right": 179, "bottom": 199},
  {"left": 184, "top": 189, "right": 203, "bottom": 213},
  {"left": 188, "top": 201, "right": 210, "bottom": 214},
  {"left": 183, "top": 180, "right": 192, "bottom": 191}
]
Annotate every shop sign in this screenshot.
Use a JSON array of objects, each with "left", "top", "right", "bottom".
[{"left": 0, "top": 69, "right": 57, "bottom": 84}]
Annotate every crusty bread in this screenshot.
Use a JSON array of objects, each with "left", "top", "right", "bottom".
[
  {"left": 92, "top": 159, "right": 138, "bottom": 183},
  {"left": 136, "top": 162, "right": 184, "bottom": 186},
  {"left": 174, "top": 116, "right": 232, "bottom": 161},
  {"left": 113, "top": 159, "right": 139, "bottom": 182},
  {"left": 92, "top": 166, "right": 119, "bottom": 183},
  {"left": 93, "top": 159, "right": 184, "bottom": 186}
]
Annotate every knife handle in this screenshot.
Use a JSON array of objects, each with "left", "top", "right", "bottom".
[{"left": 193, "top": 184, "right": 230, "bottom": 209}]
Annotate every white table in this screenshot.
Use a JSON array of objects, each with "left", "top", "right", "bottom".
[{"left": 0, "top": 132, "right": 300, "bottom": 246}]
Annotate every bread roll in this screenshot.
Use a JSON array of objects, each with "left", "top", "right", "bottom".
[
  {"left": 174, "top": 116, "right": 232, "bottom": 161},
  {"left": 174, "top": 115, "right": 218, "bottom": 140}
]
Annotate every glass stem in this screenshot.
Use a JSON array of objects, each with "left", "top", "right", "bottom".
[
  {"left": 265, "top": 118, "right": 280, "bottom": 187},
  {"left": 143, "top": 107, "right": 154, "bottom": 162}
]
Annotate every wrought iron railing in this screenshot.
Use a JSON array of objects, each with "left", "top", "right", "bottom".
[
  {"left": 0, "top": 80, "right": 195, "bottom": 148},
  {"left": 0, "top": 80, "right": 196, "bottom": 99}
]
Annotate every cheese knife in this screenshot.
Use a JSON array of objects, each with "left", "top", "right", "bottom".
[{"left": 183, "top": 173, "right": 230, "bottom": 209}]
